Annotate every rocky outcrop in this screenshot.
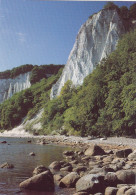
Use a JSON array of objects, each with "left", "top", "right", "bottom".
[
  {"left": 51, "top": 9, "right": 126, "bottom": 99},
  {"left": 0, "top": 72, "right": 31, "bottom": 103}
]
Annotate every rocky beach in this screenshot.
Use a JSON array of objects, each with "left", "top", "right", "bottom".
[{"left": 10, "top": 135, "right": 136, "bottom": 195}]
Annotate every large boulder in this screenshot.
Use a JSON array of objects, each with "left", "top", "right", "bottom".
[
  {"left": 49, "top": 161, "right": 62, "bottom": 170},
  {"left": 19, "top": 170, "right": 54, "bottom": 191},
  {"left": 116, "top": 149, "right": 132, "bottom": 158},
  {"left": 128, "top": 150, "right": 136, "bottom": 161},
  {"left": 116, "top": 170, "right": 135, "bottom": 184},
  {"left": 85, "top": 145, "right": 105, "bottom": 156},
  {"left": 59, "top": 172, "right": 80, "bottom": 188},
  {"left": 76, "top": 174, "right": 105, "bottom": 194}
]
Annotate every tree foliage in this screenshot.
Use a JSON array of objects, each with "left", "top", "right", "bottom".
[
  {"left": 0, "top": 68, "right": 63, "bottom": 130},
  {"left": 42, "top": 29, "right": 136, "bottom": 136}
]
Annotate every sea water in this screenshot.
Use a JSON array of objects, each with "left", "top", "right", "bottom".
[{"left": 0, "top": 137, "right": 73, "bottom": 195}]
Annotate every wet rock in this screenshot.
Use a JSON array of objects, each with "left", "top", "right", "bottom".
[
  {"left": 19, "top": 170, "right": 54, "bottom": 191},
  {"left": 27, "top": 140, "right": 31, "bottom": 143},
  {"left": 33, "top": 165, "right": 49, "bottom": 176},
  {"left": 116, "top": 149, "right": 132, "bottom": 158},
  {"left": 29, "top": 152, "right": 35, "bottom": 156},
  {"left": 59, "top": 172, "right": 80, "bottom": 188},
  {"left": 63, "top": 150, "right": 74, "bottom": 156},
  {"left": 0, "top": 162, "right": 14, "bottom": 169},
  {"left": 116, "top": 170, "right": 135, "bottom": 184},
  {"left": 76, "top": 174, "right": 105, "bottom": 194},
  {"left": 105, "top": 187, "right": 118, "bottom": 195},
  {"left": 49, "top": 161, "right": 62, "bottom": 170},
  {"left": 85, "top": 145, "right": 105, "bottom": 156},
  {"left": 1, "top": 141, "right": 7, "bottom": 144}
]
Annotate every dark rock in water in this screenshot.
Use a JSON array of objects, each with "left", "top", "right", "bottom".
[
  {"left": 49, "top": 161, "right": 62, "bottom": 170},
  {"left": 84, "top": 145, "right": 105, "bottom": 156},
  {"left": 29, "top": 152, "right": 35, "bottom": 156},
  {"left": 27, "top": 140, "right": 31, "bottom": 143},
  {"left": 105, "top": 187, "right": 118, "bottom": 195},
  {"left": 76, "top": 174, "right": 105, "bottom": 194},
  {"left": 116, "top": 149, "right": 132, "bottom": 158},
  {"left": 33, "top": 165, "right": 49, "bottom": 176},
  {"left": 116, "top": 170, "right": 135, "bottom": 184},
  {"left": 0, "top": 162, "right": 14, "bottom": 169},
  {"left": 59, "top": 172, "right": 80, "bottom": 188},
  {"left": 63, "top": 150, "right": 74, "bottom": 156},
  {"left": 19, "top": 170, "right": 54, "bottom": 191},
  {"left": 1, "top": 141, "right": 7, "bottom": 144}
]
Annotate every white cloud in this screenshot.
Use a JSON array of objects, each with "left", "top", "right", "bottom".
[{"left": 16, "top": 32, "right": 26, "bottom": 43}]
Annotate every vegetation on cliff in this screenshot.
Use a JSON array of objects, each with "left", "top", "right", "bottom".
[
  {"left": 0, "top": 64, "right": 64, "bottom": 84},
  {"left": 42, "top": 29, "right": 136, "bottom": 136},
  {"left": 0, "top": 68, "right": 63, "bottom": 129},
  {"left": 0, "top": 4, "right": 136, "bottom": 137}
]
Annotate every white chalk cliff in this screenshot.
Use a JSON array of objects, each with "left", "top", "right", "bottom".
[
  {"left": 0, "top": 72, "right": 31, "bottom": 103},
  {"left": 50, "top": 9, "right": 126, "bottom": 99}
]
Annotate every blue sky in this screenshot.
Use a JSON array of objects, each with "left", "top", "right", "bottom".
[{"left": 0, "top": 0, "right": 134, "bottom": 72}]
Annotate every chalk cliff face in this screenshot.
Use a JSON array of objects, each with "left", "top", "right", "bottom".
[
  {"left": 0, "top": 72, "right": 31, "bottom": 103},
  {"left": 50, "top": 9, "right": 126, "bottom": 99}
]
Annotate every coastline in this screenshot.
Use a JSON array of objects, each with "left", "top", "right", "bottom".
[{"left": 0, "top": 129, "right": 136, "bottom": 149}]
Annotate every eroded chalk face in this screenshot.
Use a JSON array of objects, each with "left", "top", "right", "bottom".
[{"left": 51, "top": 9, "right": 126, "bottom": 99}]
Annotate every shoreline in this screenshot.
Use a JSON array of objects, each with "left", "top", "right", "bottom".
[{"left": 0, "top": 133, "right": 136, "bottom": 150}]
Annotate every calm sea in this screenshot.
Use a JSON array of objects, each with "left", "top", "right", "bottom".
[{"left": 0, "top": 137, "right": 74, "bottom": 195}]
